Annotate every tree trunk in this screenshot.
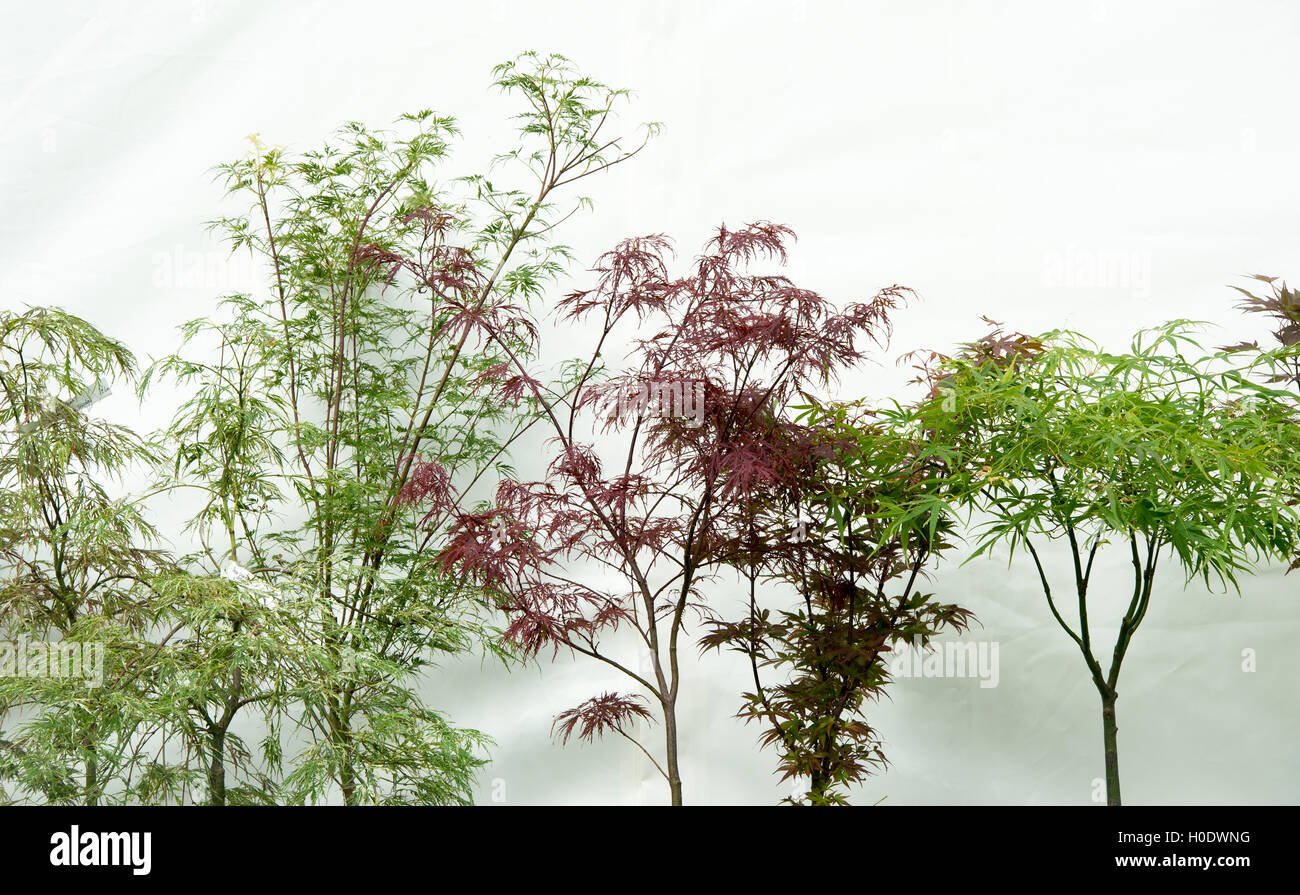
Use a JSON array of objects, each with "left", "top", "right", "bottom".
[
  {"left": 85, "top": 755, "right": 98, "bottom": 807},
  {"left": 335, "top": 719, "right": 358, "bottom": 805},
  {"left": 340, "top": 757, "right": 357, "bottom": 806},
  {"left": 808, "top": 775, "right": 828, "bottom": 805},
  {"left": 663, "top": 702, "right": 682, "bottom": 806},
  {"left": 208, "top": 667, "right": 240, "bottom": 806},
  {"left": 1100, "top": 690, "right": 1121, "bottom": 806},
  {"left": 208, "top": 726, "right": 227, "bottom": 806}
]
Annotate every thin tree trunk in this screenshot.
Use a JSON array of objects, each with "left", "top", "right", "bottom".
[
  {"left": 808, "top": 728, "right": 837, "bottom": 805},
  {"left": 341, "top": 758, "right": 357, "bottom": 806},
  {"left": 336, "top": 717, "right": 358, "bottom": 806},
  {"left": 1100, "top": 689, "right": 1121, "bottom": 806},
  {"left": 663, "top": 702, "right": 682, "bottom": 806},
  {"left": 85, "top": 755, "right": 98, "bottom": 807},
  {"left": 208, "top": 726, "right": 227, "bottom": 806},
  {"left": 809, "top": 775, "right": 828, "bottom": 805},
  {"left": 334, "top": 697, "right": 359, "bottom": 805},
  {"left": 208, "top": 666, "right": 240, "bottom": 806}
]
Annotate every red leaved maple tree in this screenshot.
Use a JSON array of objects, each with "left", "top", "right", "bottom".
[{"left": 413, "top": 222, "right": 908, "bottom": 804}]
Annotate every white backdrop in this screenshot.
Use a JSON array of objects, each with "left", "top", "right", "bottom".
[{"left": 2, "top": 0, "right": 1298, "bottom": 805}]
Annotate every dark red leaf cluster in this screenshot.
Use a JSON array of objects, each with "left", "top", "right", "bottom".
[
  {"left": 396, "top": 456, "right": 453, "bottom": 513},
  {"left": 552, "top": 692, "right": 654, "bottom": 745}
]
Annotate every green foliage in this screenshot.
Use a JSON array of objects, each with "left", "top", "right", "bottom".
[
  {"left": 925, "top": 322, "right": 1300, "bottom": 589},
  {"left": 0, "top": 307, "right": 171, "bottom": 804},
  {"left": 141, "top": 53, "right": 648, "bottom": 804},
  {"left": 900, "top": 319, "right": 1300, "bottom": 803}
]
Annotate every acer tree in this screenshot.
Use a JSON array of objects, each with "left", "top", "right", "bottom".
[
  {"left": 146, "top": 52, "right": 650, "bottom": 804},
  {"left": 144, "top": 317, "right": 337, "bottom": 805},
  {"left": 702, "top": 404, "right": 973, "bottom": 804},
  {"left": 423, "top": 222, "right": 908, "bottom": 804},
  {"left": 0, "top": 308, "right": 172, "bottom": 804},
  {"left": 913, "top": 320, "right": 1300, "bottom": 805}
]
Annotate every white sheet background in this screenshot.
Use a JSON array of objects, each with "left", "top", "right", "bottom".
[{"left": 2, "top": 0, "right": 1298, "bottom": 805}]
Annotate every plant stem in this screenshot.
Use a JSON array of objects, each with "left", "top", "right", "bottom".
[
  {"left": 207, "top": 726, "right": 227, "bottom": 807},
  {"left": 1100, "top": 688, "right": 1121, "bottom": 806},
  {"left": 663, "top": 703, "right": 682, "bottom": 806}
]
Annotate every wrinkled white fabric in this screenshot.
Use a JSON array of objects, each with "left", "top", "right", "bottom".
[{"left": 3, "top": 0, "right": 1297, "bottom": 805}]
